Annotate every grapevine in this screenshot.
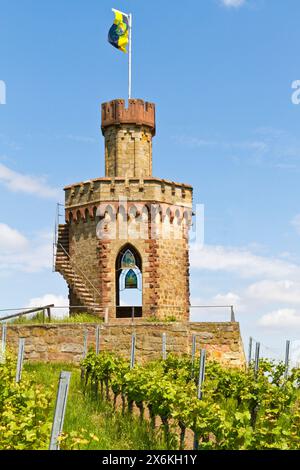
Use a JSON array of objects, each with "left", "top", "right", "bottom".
[{"left": 81, "top": 351, "right": 300, "bottom": 450}]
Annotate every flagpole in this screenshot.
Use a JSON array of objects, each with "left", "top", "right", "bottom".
[
  {"left": 111, "top": 8, "right": 132, "bottom": 100},
  {"left": 128, "top": 13, "right": 132, "bottom": 100}
]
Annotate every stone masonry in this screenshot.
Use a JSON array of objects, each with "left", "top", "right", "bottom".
[
  {"left": 55, "top": 99, "right": 193, "bottom": 322},
  {"left": 2, "top": 322, "right": 245, "bottom": 367}
]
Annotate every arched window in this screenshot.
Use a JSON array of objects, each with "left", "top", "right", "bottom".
[
  {"left": 115, "top": 245, "right": 142, "bottom": 318},
  {"left": 121, "top": 249, "right": 136, "bottom": 269},
  {"left": 125, "top": 269, "right": 138, "bottom": 289}
]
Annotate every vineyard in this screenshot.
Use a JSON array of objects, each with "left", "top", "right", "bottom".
[
  {"left": 1, "top": 350, "right": 300, "bottom": 450},
  {"left": 81, "top": 351, "right": 300, "bottom": 450},
  {"left": 0, "top": 354, "right": 169, "bottom": 450},
  {"left": 0, "top": 354, "right": 53, "bottom": 450}
]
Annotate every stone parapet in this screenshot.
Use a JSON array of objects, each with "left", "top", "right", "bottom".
[
  {"left": 64, "top": 177, "right": 193, "bottom": 212},
  {"left": 101, "top": 99, "right": 155, "bottom": 135}
]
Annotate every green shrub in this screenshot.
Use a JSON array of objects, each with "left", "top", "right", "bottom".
[{"left": 0, "top": 353, "right": 53, "bottom": 450}]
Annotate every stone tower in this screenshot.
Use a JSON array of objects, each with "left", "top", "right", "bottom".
[{"left": 55, "top": 99, "right": 193, "bottom": 321}]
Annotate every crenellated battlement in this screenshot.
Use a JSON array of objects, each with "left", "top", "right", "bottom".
[
  {"left": 101, "top": 99, "right": 156, "bottom": 135},
  {"left": 64, "top": 177, "right": 193, "bottom": 211}
]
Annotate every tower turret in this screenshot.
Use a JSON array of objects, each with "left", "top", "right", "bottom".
[{"left": 101, "top": 99, "right": 155, "bottom": 178}]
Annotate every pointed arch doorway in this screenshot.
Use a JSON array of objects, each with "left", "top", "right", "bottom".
[{"left": 115, "top": 244, "right": 143, "bottom": 318}]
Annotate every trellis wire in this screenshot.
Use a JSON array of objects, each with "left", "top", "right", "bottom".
[
  {"left": 284, "top": 340, "right": 290, "bottom": 379},
  {"left": 49, "top": 371, "right": 71, "bottom": 450},
  {"left": 130, "top": 333, "right": 136, "bottom": 369},
  {"left": 251, "top": 335, "right": 282, "bottom": 359},
  {"left": 162, "top": 333, "right": 167, "bottom": 360},
  {"left": 15, "top": 338, "right": 25, "bottom": 383},
  {"left": 95, "top": 325, "right": 101, "bottom": 355}
]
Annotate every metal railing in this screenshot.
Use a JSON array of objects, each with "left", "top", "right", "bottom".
[
  {"left": 190, "top": 305, "right": 236, "bottom": 322},
  {"left": 53, "top": 202, "right": 102, "bottom": 311},
  {"left": 53, "top": 202, "right": 64, "bottom": 272},
  {"left": 0, "top": 305, "right": 102, "bottom": 323},
  {"left": 115, "top": 304, "right": 236, "bottom": 323},
  {"left": 0, "top": 304, "right": 237, "bottom": 324},
  {"left": 0, "top": 304, "right": 54, "bottom": 323},
  {"left": 56, "top": 242, "right": 102, "bottom": 310}
]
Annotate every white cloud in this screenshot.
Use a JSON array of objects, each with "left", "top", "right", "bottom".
[
  {"left": 0, "top": 224, "right": 52, "bottom": 273},
  {"left": 0, "top": 223, "right": 28, "bottom": 253},
  {"left": 258, "top": 309, "right": 300, "bottom": 329},
  {"left": 291, "top": 214, "right": 300, "bottom": 235},
  {"left": 190, "top": 244, "right": 300, "bottom": 280},
  {"left": 213, "top": 291, "right": 245, "bottom": 310},
  {"left": 192, "top": 291, "right": 243, "bottom": 308},
  {"left": 190, "top": 244, "right": 300, "bottom": 335},
  {"left": 190, "top": 291, "right": 244, "bottom": 322},
  {"left": 221, "top": 0, "right": 246, "bottom": 7},
  {"left": 27, "top": 294, "right": 69, "bottom": 319},
  {"left": 247, "top": 280, "right": 300, "bottom": 304},
  {"left": 0, "top": 163, "right": 60, "bottom": 199},
  {"left": 213, "top": 291, "right": 241, "bottom": 303}
]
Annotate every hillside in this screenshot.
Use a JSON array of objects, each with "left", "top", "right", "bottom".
[{"left": 0, "top": 352, "right": 300, "bottom": 450}]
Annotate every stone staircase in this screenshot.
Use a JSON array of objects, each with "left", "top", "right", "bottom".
[{"left": 55, "top": 224, "right": 103, "bottom": 316}]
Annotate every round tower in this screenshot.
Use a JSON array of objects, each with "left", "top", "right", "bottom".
[{"left": 56, "top": 99, "right": 193, "bottom": 322}]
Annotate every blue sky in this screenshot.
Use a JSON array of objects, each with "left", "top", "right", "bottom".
[{"left": 1, "top": 0, "right": 300, "bottom": 360}]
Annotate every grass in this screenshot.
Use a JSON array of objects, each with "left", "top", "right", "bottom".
[
  {"left": 24, "top": 362, "right": 170, "bottom": 450},
  {"left": 146, "top": 315, "right": 178, "bottom": 323},
  {"left": 11, "top": 312, "right": 103, "bottom": 325},
  {"left": 11, "top": 312, "right": 178, "bottom": 325}
]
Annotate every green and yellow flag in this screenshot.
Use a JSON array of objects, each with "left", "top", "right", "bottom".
[{"left": 108, "top": 9, "right": 129, "bottom": 53}]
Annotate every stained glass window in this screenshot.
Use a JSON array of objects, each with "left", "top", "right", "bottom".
[
  {"left": 125, "top": 269, "right": 138, "bottom": 289},
  {"left": 121, "top": 249, "right": 136, "bottom": 269}
]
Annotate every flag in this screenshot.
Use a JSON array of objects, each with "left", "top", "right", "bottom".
[{"left": 108, "top": 10, "right": 129, "bottom": 53}]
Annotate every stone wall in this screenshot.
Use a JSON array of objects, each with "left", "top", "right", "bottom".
[
  {"left": 1, "top": 322, "right": 245, "bottom": 367},
  {"left": 104, "top": 125, "right": 153, "bottom": 178},
  {"left": 68, "top": 217, "right": 100, "bottom": 291},
  {"left": 155, "top": 238, "right": 190, "bottom": 321},
  {"left": 65, "top": 212, "right": 191, "bottom": 321}
]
